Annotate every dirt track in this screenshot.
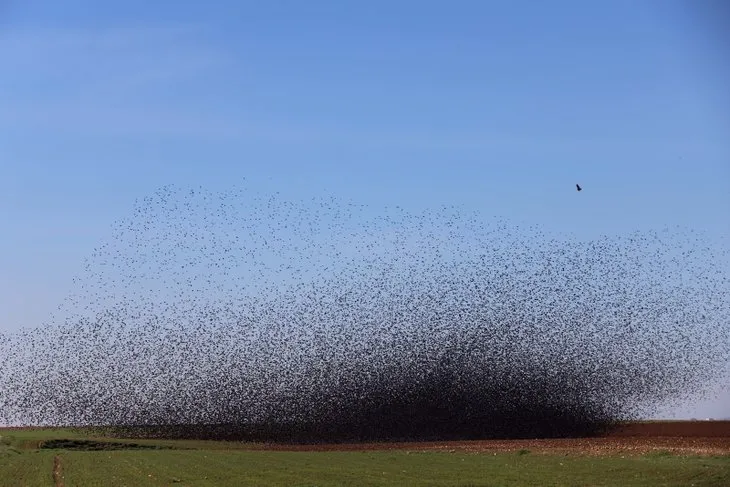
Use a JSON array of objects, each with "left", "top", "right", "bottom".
[{"left": 250, "top": 421, "right": 730, "bottom": 456}]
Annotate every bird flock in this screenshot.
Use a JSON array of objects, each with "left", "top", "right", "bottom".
[{"left": 0, "top": 185, "right": 728, "bottom": 443}]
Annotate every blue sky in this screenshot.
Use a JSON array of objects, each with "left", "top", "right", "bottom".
[{"left": 1, "top": 1, "right": 729, "bottom": 417}]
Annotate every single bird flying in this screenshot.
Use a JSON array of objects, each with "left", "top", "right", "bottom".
[{"left": 576, "top": 184, "right": 582, "bottom": 192}]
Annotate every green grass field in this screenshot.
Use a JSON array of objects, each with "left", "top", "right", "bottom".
[{"left": 1, "top": 429, "right": 728, "bottom": 487}]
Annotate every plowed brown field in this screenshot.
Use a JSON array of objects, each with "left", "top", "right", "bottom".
[{"left": 249, "top": 421, "right": 730, "bottom": 456}]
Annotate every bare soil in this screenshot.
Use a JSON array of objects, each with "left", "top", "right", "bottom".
[
  {"left": 246, "top": 421, "right": 730, "bottom": 456},
  {"left": 4, "top": 421, "right": 730, "bottom": 456}
]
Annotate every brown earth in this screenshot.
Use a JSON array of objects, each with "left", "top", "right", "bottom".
[
  {"left": 4, "top": 421, "right": 730, "bottom": 456},
  {"left": 246, "top": 421, "right": 730, "bottom": 456},
  {"left": 608, "top": 420, "right": 730, "bottom": 438}
]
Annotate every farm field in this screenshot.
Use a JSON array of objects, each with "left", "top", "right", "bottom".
[{"left": 1, "top": 422, "right": 729, "bottom": 487}]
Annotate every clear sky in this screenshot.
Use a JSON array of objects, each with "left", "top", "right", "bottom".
[{"left": 1, "top": 1, "right": 729, "bottom": 418}]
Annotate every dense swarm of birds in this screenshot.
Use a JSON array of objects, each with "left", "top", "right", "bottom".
[{"left": 0, "top": 185, "right": 728, "bottom": 443}]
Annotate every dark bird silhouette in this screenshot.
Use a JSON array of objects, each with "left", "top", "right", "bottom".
[{"left": 576, "top": 184, "right": 582, "bottom": 191}]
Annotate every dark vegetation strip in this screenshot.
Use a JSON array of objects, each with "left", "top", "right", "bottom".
[{"left": 40, "top": 439, "right": 174, "bottom": 451}]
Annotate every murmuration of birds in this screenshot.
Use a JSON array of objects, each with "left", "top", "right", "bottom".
[{"left": 0, "top": 185, "right": 728, "bottom": 443}]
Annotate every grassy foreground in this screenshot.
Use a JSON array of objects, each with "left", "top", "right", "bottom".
[{"left": 1, "top": 429, "right": 728, "bottom": 487}]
